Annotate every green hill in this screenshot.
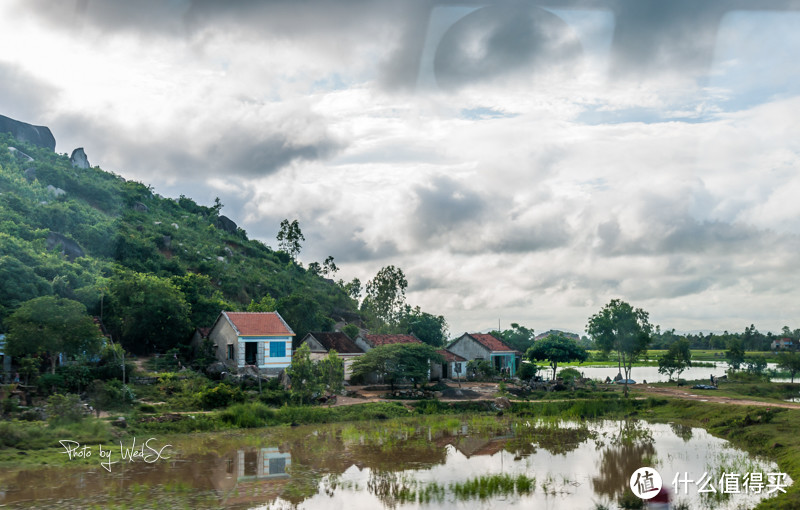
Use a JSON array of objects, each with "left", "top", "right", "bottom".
[{"left": 0, "top": 132, "right": 358, "bottom": 354}]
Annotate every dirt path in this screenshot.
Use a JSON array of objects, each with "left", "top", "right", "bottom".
[{"left": 636, "top": 385, "right": 800, "bottom": 409}]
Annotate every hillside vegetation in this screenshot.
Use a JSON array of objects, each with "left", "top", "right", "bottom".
[{"left": 0, "top": 133, "right": 357, "bottom": 353}]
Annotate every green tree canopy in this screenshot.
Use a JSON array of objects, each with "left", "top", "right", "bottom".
[
  {"left": 106, "top": 270, "right": 192, "bottom": 354},
  {"left": 276, "top": 219, "right": 305, "bottom": 261},
  {"left": 526, "top": 333, "right": 588, "bottom": 381},
  {"left": 586, "top": 299, "right": 652, "bottom": 396},
  {"left": 657, "top": 338, "right": 692, "bottom": 383},
  {"left": 777, "top": 351, "right": 800, "bottom": 383},
  {"left": 350, "top": 343, "right": 443, "bottom": 389},
  {"left": 6, "top": 296, "right": 102, "bottom": 373},
  {"left": 361, "top": 265, "right": 407, "bottom": 329},
  {"left": 725, "top": 338, "right": 745, "bottom": 371},
  {"left": 399, "top": 305, "right": 448, "bottom": 347},
  {"left": 491, "top": 323, "right": 535, "bottom": 353},
  {"left": 286, "top": 344, "right": 345, "bottom": 404}
]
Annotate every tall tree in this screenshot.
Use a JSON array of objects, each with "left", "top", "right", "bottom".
[
  {"left": 492, "top": 323, "right": 536, "bottom": 353},
  {"left": 725, "top": 338, "right": 745, "bottom": 371},
  {"left": 586, "top": 299, "right": 653, "bottom": 396},
  {"left": 361, "top": 265, "right": 408, "bottom": 329},
  {"left": 6, "top": 296, "right": 102, "bottom": 374},
  {"left": 399, "top": 306, "right": 448, "bottom": 347},
  {"left": 106, "top": 271, "right": 192, "bottom": 354},
  {"left": 276, "top": 219, "right": 305, "bottom": 261},
  {"left": 526, "top": 333, "right": 587, "bottom": 381},
  {"left": 657, "top": 338, "right": 692, "bottom": 383}
]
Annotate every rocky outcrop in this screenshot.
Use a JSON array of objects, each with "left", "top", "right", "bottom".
[
  {"left": 132, "top": 202, "right": 149, "bottom": 213},
  {"left": 46, "top": 232, "right": 85, "bottom": 260},
  {"left": 46, "top": 184, "right": 66, "bottom": 197},
  {"left": 70, "top": 148, "right": 90, "bottom": 168},
  {"left": 0, "top": 114, "right": 56, "bottom": 151},
  {"left": 216, "top": 215, "right": 238, "bottom": 234}
]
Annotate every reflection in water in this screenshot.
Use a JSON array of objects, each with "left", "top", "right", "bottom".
[{"left": 0, "top": 417, "right": 788, "bottom": 509}]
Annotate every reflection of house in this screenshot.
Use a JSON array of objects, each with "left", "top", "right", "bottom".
[
  {"left": 447, "top": 333, "right": 521, "bottom": 377},
  {"left": 300, "top": 331, "right": 364, "bottom": 381},
  {"left": 209, "top": 312, "right": 295, "bottom": 376},
  {"left": 772, "top": 338, "right": 794, "bottom": 351},
  {"left": 430, "top": 349, "right": 467, "bottom": 381},
  {"left": 210, "top": 447, "right": 293, "bottom": 507},
  {"left": 237, "top": 447, "right": 292, "bottom": 481}
]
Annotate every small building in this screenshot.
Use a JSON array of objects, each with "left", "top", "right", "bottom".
[
  {"left": 430, "top": 349, "right": 467, "bottom": 381},
  {"left": 354, "top": 334, "right": 422, "bottom": 352},
  {"left": 209, "top": 312, "right": 295, "bottom": 376},
  {"left": 300, "top": 332, "right": 364, "bottom": 381},
  {"left": 447, "top": 333, "right": 521, "bottom": 377},
  {"left": 771, "top": 338, "right": 794, "bottom": 351}
]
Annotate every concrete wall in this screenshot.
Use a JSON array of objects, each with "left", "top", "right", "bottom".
[
  {"left": 210, "top": 318, "right": 239, "bottom": 369},
  {"left": 447, "top": 334, "right": 491, "bottom": 361}
]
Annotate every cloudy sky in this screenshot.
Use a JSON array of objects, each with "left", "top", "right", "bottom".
[{"left": 2, "top": 0, "right": 800, "bottom": 337}]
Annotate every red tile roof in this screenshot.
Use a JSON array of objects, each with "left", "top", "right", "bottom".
[
  {"left": 437, "top": 349, "right": 466, "bottom": 362},
  {"left": 470, "top": 334, "right": 515, "bottom": 353},
  {"left": 363, "top": 334, "right": 421, "bottom": 347},
  {"left": 223, "top": 312, "right": 294, "bottom": 336},
  {"left": 306, "top": 332, "right": 363, "bottom": 354}
]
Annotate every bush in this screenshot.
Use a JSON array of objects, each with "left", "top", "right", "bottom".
[
  {"left": 518, "top": 363, "right": 539, "bottom": 380},
  {"left": 46, "top": 393, "right": 85, "bottom": 424},
  {"left": 199, "top": 383, "right": 245, "bottom": 410},
  {"left": 36, "top": 373, "right": 66, "bottom": 396},
  {"left": 558, "top": 367, "right": 582, "bottom": 382},
  {"left": 220, "top": 403, "right": 277, "bottom": 428}
]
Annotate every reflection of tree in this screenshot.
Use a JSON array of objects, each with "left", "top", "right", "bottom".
[
  {"left": 367, "top": 470, "right": 417, "bottom": 509},
  {"left": 506, "top": 424, "right": 594, "bottom": 457},
  {"left": 670, "top": 422, "right": 693, "bottom": 442},
  {"left": 592, "top": 442, "right": 656, "bottom": 500}
]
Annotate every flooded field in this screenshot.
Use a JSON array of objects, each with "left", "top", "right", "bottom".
[
  {"left": 578, "top": 362, "right": 790, "bottom": 383},
  {"left": 0, "top": 415, "right": 789, "bottom": 509}
]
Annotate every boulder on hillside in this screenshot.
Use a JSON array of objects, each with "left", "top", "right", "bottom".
[
  {"left": 46, "top": 184, "right": 66, "bottom": 197},
  {"left": 46, "top": 232, "right": 85, "bottom": 260},
  {"left": 216, "top": 215, "right": 238, "bottom": 234},
  {"left": 0, "top": 114, "right": 56, "bottom": 151},
  {"left": 132, "top": 202, "right": 149, "bottom": 213},
  {"left": 70, "top": 148, "right": 90, "bottom": 169}
]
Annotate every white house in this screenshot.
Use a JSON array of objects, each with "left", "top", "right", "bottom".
[{"left": 209, "top": 311, "right": 295, "bottom": 376}]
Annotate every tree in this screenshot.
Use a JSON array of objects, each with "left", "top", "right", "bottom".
[
  {"left": 322, "top": 256, "right": 338, "bottom": 277},
  {"left": 343, "top": 278, "right": 362, "bottom": 301},
  {"left": 777, "top": 351, "right": 800, "bottom": 383},
  {"left": 526, "top": 333, "right": 588, "bottom": 381},
  {"left": 276, "top": 219, "right": 305, "bottom": 261},
  {"left": 361, "top": 265, "right": 408, "bottom": 329},
  {"left": 6, "top": 296, "right": 102, "bottom": 374},
  {"left": 106, "top": 271, "right": 192, "bottom": 354},
  {"left": 491, "top": 323, "right": 535, "bottom": 353},
  {"left": 286, "top": 344, "right": 322, "bottom": 405},
  {"left": 318, "top": 350, "right": 345, "bottom": 395},
  {"left": 399, "top": 306, "right": 448, "bottom": 347},
  {"left": 725, "top": 338, "right": 745, "bottom": 371},
  {"left": 350, "top": 343, "right": 443, "bottom": 390},
  {"left": 586, "top": 299, "right": 653, "bottom": 396},
  {"left": 247, "top": 294, "right": 278, "bottom": 312},
  {"left": 657, "top": 338, "right": 692, "bottom": 383}
]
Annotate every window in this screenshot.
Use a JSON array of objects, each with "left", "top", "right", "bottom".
[
  {"left": 227, "top": 344, "right": 234, "bottom": 360},
  {"left": 269, "top": 341, "right": 286, "bottom": 358}
]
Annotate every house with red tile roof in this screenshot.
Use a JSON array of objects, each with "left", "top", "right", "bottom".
[
  {"left": 300, "top": 331, "right": 364, "bottom": 381},
  {"left": 430, "top": 349, "right": 467, "bottom": 380},
  {"left": 209, "top": 311, "right": 295, "bottom": 375},
  {"left": 447, "top": 333, "right": 521, "bottom": 377}
]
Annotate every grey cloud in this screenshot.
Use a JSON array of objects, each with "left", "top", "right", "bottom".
[
  {"left": 433, "top": 3, "right": 584, "bottom": 90},
  {"left": 411, "top": 176, "right": 486, "bottom": 241},
  {"left": 0, "top": 62, "right": 58, "bottom": 122},
  {"left": 52, "top": 108, "right": 343, "bottom": 179}
]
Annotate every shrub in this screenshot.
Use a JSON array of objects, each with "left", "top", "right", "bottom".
[
  {"left": 220, "top": 403, "right": 277, "bottom": 428},
  {"left": 199, "top": 383, "right": 245, "bottom": 410},
  {"left": 46, "top": 393, "right": 85, "bottom": 424},
  {"left": 36, "top": 373, "right": 66, "bottom": 395},
  {"left": 518, "top": 363, "right": 539, "bottom": 380},
  {"left": 558, "top": 367, "right": 582, "bottom": 382}
]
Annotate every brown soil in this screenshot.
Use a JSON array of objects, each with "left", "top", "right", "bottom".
[{"left": 635, "top": 384, "right": 800, "bottom": 409}]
